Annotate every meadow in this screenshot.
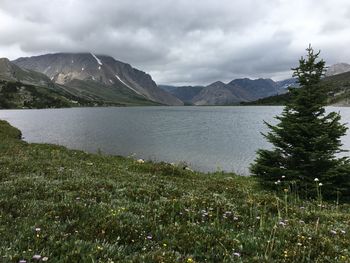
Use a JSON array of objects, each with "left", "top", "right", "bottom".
[{"left": 1, "top": 120, "right": 350, "bottom": 262}]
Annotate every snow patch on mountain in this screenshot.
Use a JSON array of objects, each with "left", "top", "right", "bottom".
[
  {"left": 115, "top": 74, "right": 142, "bottom": 95},
  {"left": 91, "top": 53, "right": 103, "bottom": 65}
]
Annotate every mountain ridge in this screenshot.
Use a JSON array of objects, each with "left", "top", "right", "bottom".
[
  {"left": 13, "top": 53, "right": 183, "bottom": 106},
  {"left": 159, "top": 77, "right": 294, "bottom": 105}
]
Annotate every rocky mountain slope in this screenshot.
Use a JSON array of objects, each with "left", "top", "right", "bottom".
[
  {"left": 326, "top": 63, "right": 350, "bottom": 76},
  {"left": 0, "top": 58, "right": 96, "bottom": 109},
  {"left": 0, "top": 57, "right": 53, "bottom": 87},
  {"left": 13, "top": 53, "right": 183, "bottom": 106}
]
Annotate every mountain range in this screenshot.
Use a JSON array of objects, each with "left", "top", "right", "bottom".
[
  {"left": 159, "top": 78, "right": 295, "bottom": 105},
  {"left": 243, "top": 69, "right": 350, "bottom": 106},
  {"left": 159, "top": 62, "right": 350, "bottom": 106},
  {"left": 1, "top": 52, "right": 350, "bottom": 108}
]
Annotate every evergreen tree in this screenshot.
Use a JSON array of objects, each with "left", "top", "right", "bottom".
[{"left": 251, "top": 45, "right": 350, "bottom": 199}]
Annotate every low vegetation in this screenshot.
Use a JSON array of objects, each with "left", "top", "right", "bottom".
[{"left": 1, "top": 119, "right": 350, "bottom": 262}]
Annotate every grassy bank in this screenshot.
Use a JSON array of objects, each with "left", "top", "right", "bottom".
[{"left": 1, "top": 120, "right": 350, "bottom": 262}]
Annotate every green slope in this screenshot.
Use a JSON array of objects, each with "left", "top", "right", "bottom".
[
  {"left": 62, "top": 79, "right": 161, "bottom": 106},
  {"left": 1, "top": 120, "right": 350, "bottom": 262},
  {"left": 0, "top": 80, "right": 96, "bottom": 109}
]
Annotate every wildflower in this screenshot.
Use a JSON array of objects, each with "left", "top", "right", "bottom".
[
  {"left": 279, "top": 221, "right": 287, "bottom": 227},
  {"left": 233, "top": 252, "right": 241, "bottom": 257},
  {"left": 274, "top": 180, "right": 281, "bottom": 185},
  {"left": 256, "top": 216, "right": 260, "bottom": 220},
  {"left": 330, "top": 230, "right": 337, "bottom": 235},
  {"left": 42, "top": 257, "right": 49, "bottom": 262},
  {"left": 314, "top": 178, "right": 319, "bottom": 182},
  {"left": 284, "top": 188, "right": 288, "bottom": 193},
  {"left": 32, "top": 255, "right": 41, "bottom": 260},
  {"left": 299, "top": 220, "right": 305, "bottom": 224},
  {"left": 86, "top": 162, "right": 93, "bottom": 166},
  {"left": 146, "top": 235, "right": 152, "bottom": 240},
  {"left": 187, "top": 258, "right": 194, "bottom": 263},
  {"left": 233, "top": 216, "right": 239, "bottom": 221},
  {"left": 163, "top": 243, "right": 167, "bottom": 247},
  {"left": 97, "top": 246, "right": 103, "bottom": 250},
  {"left": 137, "top": 159, "right": 145, "bottom": 164},
  {"left": 185, "top": 167, "right": 193, "bottom": 172},
  {"left": 35, "top": 228, "right": 41, "bottom": 232},
  {"left": 297, "top": 242, "right": 302, "bottom": 246},
  {"left": 281, "top": 176, "right": 286, "bottom": 179},
  {"left": 19, "top": 260, "right": 27, "bottom": 263},
  {"left": 340, "top": 230, "right": 346, "bottom": 234},
  {"left": 319, "top": 183, "right": 323, "bottom": 186}
]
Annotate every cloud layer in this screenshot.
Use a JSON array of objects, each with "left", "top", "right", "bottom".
[{"left": 1, "top": 0, "right": 350, "bottom": 85}]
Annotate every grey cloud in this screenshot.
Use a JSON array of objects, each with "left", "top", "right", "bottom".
[{"left": 0, "top": 0, "right": 350, "bottom": 85}]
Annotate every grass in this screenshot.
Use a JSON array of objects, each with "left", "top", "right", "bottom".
[{"left": 1, "top": 120, "right": 350, "bottom": 262}]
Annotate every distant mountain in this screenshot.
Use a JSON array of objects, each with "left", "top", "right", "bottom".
[
  {"left": 326, "top": 63, "right": 350, "bottom": 76},
  {"left": 244, "top": 71, "right": 350, "bottom": 106},
  {"left": 161, "top": 77, "right": 294, "bottom": 105},
  {"left": 159, "top": 85, "right": 204, "bottom": 104},
  {"left": 191, "top": 81, "right": 242, "bottom": 105},
  {"left": 13, "top": 53, "right": 183, "bottom": 106}
]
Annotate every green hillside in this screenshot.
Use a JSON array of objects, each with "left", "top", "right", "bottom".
[
  {"left": 63, "top": 79, "right": 161, "bottom": 106},
  {"left": 0, "top": 80, "right": 96, "bottom": 109}
]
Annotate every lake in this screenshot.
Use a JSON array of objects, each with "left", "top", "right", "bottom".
[{"left": 1, "top": 106, "right": 350, "bottom": 175}]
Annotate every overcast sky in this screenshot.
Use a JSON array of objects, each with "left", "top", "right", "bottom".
[{"left": 1, "top": 0, "right": 350, "bottom": 85}]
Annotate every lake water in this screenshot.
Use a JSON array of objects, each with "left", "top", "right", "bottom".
[{"left": 1, "top": 106, "right": 350, "bottom": 175}]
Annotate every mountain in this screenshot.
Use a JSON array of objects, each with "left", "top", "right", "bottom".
[
  {"left": 326, "top": 63, "right": 350, "bottom": 76},
  {"left": 0, "top": 57, "right": 53, "bottom": 87},
  {"left": 0, "top": 58, "right": 97, "bottom": 109},
  {"left": 13, "top": 53, "right": 183, "bottom": 106},
  {"left": 160, "top": 77, "right": 295, "bottom": 106},
  {"left": 244, "top": 71, "right": 350, "bottom": 106},
  {"left": 275, "top": 78, "right": 298, "bottom": 91},
  {"left": 158, "top": 85, "right": 204, "bottom": 104},
  {"left": 191, "top": 81, "right": 241, "bottom": 105}
]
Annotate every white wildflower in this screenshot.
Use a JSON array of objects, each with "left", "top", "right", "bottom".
[{"left": 32, "top": 255, "right": 41, "bottom": 260}]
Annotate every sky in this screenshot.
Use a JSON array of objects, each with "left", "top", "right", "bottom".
[{"left": 1, "top": 0, "right": 350, "bottom": 86}]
